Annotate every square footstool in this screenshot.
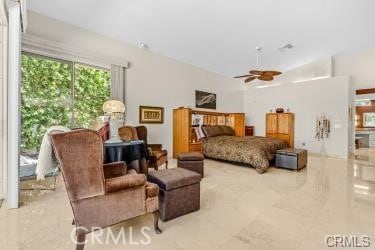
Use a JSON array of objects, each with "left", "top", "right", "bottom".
[
  {"left": 177, "top": 152, "right": 204, "bottom": 177},
  {"left": 148, "top": 168, "right": 201, "bottom": 221},
  {"left": 275, "top": 148, "right": 307, "bottom": 171}
]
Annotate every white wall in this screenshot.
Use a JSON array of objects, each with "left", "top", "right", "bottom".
[
  {"left": 348, "top": 78, "right": 355, "bottom": 155},
  {"left": 261, "top": 57, "right": 332, "bottom": 86},
  {"left": 7, "top": 1, "right": 21, "bottom": 208},
  {"left": 0, "top": 14, "right": 6, "bottom": 198},
  {"left": 25, "top": 11, "right": 244, "bottom": 153},
  {"left": 244, "top": 76, "right": 350, "bottom": 158},
  {"left": 334, "top": 48, "right": 375, "bottom": 89}
]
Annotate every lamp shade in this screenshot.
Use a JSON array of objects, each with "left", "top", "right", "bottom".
[{"left": 102, "top": 100, "right": 125, "bottom": 113}]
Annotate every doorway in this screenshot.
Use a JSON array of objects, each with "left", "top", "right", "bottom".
[{"left": 354, "top": 88, "right": 375, "bottom": 163}]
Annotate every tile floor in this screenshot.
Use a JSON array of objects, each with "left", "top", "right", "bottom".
[
  {"left": 1, "top": 154, "right": 375, "bottom": 250},
  {"left": 355, "top": 148, "right": 375, "bottom": 164}
]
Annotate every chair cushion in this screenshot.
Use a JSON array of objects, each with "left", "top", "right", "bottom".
[
  {"left": 145, "top": 182, "right": 159, "bottom": 198},
  {"left": 127, "top": 169, "right": 138, "bottom": 175},
  {"left": 151, "top": 150, "right": 168, "bottom": 159},
  {"left": 177, "top": 152, "right": 204, "bottom": 161},
  {"left": 148, "top": 168, "right": 201, "bottom": 191}
]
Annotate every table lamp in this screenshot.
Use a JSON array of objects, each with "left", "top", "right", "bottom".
[{"left": 102, "top": 100, "right": 125, "bottom": 142}]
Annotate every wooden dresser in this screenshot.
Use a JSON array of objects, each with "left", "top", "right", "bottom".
[
  {"left": 266, "top": 113, "right": 294, "bottom": 147},
  {"left": 173, "top": 108, "right": 245, "bottom": 158}
]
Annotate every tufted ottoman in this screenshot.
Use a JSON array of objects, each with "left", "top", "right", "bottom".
[
  {"left": 177, "top": 152, "right": 205, "bottom": 177},
  {"left": 148, "top": 168, "right": 201, "bottom": 221}
]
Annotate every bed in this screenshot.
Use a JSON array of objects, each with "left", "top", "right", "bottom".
[{"left": 200, "top": 125, "right": 288, "bottom": 173}]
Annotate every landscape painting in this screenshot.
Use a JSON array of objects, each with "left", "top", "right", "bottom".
[{"left": 195, "top": 90, "right": 216, "bottom": 110}]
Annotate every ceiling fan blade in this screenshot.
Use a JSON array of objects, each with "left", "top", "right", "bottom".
[
  {"left": 258, "top": 75, "right": 274, "bottom": 81},
  {"left": 244, "top": 76, "right": 257, "bottom": 83},
  {"left": 249, "top": 70, "right": 263, "bottom": 75},
  {"left": 234, "top": 74, "right": 252, "bottom": 78},
  {"left": 263, "top": 70, "right": 282, "bottom": 76}
]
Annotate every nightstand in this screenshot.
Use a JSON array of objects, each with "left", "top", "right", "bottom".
[{"left": 189, "top": 142, "right": 202, "bottom": 153}]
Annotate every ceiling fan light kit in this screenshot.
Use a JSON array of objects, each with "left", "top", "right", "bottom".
[{"left": 234, "top": 46, "right": 282, "bottom": 84}]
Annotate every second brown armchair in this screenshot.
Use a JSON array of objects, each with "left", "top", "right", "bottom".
[{"left": 136, "top": 126, "right": 168, "bottom": 170}]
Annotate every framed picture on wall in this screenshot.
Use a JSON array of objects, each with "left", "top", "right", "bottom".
[
  {"left": 139, "top": 106, "right": 164, "bottom": 123},
  {"left": 363, "top": 112, "right": 375, "bottom": 127},
  {"left": 195, "top": 90, "right": 217, "bottom": 110}
]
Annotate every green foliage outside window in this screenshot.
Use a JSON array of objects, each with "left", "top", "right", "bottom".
[
  {"left": 21, "top": 54, "right": 72, "bottom": 151},
  {"left": 21, "top": 53, "right": 110, "bottom": 152},
  {"left": 74, "top": 64, "right": 111, "bottom": 128}
]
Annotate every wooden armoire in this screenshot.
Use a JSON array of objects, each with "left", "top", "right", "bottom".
[
  {"left": 266, "top": 113, "right": 295, "bottom": 147},
  {"left": 173, "top": 108, "right": 245, "bottom": 158}
]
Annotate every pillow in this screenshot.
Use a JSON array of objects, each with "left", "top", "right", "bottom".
[
  {"left": 198, "top": 126, "right": 206, "bottom": 139},
  {"left": 219, "top": 125, "right": 235, "bottom": 136},
  {"left": 194, "top": 126, "right": 206, "bottom": 140},
  {"left": 201, "top": 125, "right": 235, "bottom": 138}
]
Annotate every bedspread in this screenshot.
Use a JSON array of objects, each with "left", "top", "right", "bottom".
[{"left": 202, "top": 136, "right": 288, "bottom": 173}]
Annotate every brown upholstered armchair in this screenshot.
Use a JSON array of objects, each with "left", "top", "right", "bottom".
[
  {"left": 136, "top": 126, "right": 168, "bottom": 170},
  {"left": 118, "top": 126, "right": 139, "bottom": 141},
  {"left": 50, "top": 130, "right": 161, "bottom": 250}
]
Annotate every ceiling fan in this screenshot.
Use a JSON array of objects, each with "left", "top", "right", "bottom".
[{"left": 234, "top": 46, "right": 282, "bottom": 83}]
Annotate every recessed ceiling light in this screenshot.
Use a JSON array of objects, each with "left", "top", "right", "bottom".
[
  {"left": 279, "top": 43, "right": 294, "bottom": 52},
  {"left": 138, "top": 42, "right": 148, "bottom": 49}
]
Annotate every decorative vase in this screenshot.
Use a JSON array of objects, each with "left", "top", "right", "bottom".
[{"left": 276, "top": 108, "right": 284, "bottom": 113}]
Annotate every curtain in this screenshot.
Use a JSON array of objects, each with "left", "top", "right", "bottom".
[{"left": 110, "top": 64, "right": 126, "bottom": 104}]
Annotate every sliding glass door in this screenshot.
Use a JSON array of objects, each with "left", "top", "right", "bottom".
[
  {"left": 21, "top": 53, "right": 72, "bottom": 153},
  {"left": 20, "top": 52, "right": 110, "bottom": 179}
]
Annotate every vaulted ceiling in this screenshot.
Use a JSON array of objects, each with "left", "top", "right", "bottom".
[{"left": 28, "top": 0, "right": 375, "bottom": 77}]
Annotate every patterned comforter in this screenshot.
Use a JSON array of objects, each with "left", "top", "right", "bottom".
[{"left": 202, "top": 136, "right": 288, "bottom": 173}]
